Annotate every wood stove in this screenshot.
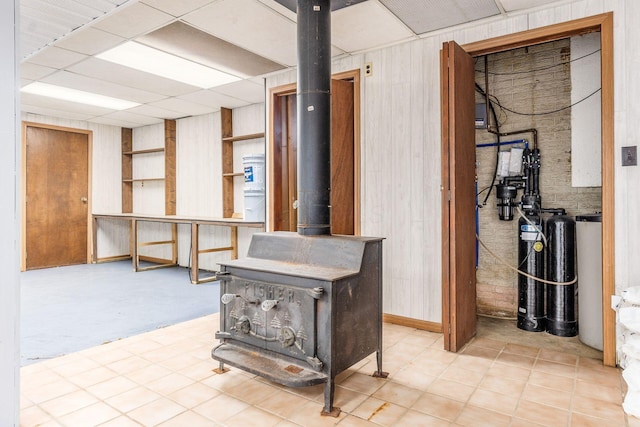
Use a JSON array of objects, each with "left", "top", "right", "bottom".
[
  {"left": 212, "top": 232, "right": 386, "bottom": 415},
  {"left": 211, "top": 0, "right": 386, "bottom": 416}
]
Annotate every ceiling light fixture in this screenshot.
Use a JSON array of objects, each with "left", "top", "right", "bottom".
[
  {"left": 21, "top": 82, "right": 140, "bottom": 110},
  {"left": 97, "top": 41, "right": 241, "bottom": 88}
]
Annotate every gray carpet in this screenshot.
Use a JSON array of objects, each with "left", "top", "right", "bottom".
[{"left": 20, "top": 261, "right": 219, "bottom": 366}]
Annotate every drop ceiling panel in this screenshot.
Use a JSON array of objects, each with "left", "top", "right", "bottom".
[
  {"left": 125, "top": 104, "right": 186, "bottom": 120},
  {"left": 21, "top": 63, "right": 57, "bottom": 80},
  {"left": 54, "top": 27, "right": 125, "bottom": 56},
  {"left": 272, "top": 0, "right": 369, "bottom": 12},
  {"left": 136, "top": 21, "right": 286, "bottom": 78},
  {"left": 177, "top": 90, "right": 250, "bottom": 110},
  {"left": 21, "top": 92, "right": 116, "bottom": 116},
  {"left": 96, "top": 110, "right": 165, "bottom": 126},
  {"left": 140, "top": 0, "right": 216, "bottom": 18},
  {"left": 20, "top": 0, "right": 129, "bottom": 58},
  {"left": 213, "top": 79, "right": 265, "bottom": 104},
  {"left": 92, "top": 2, "right": 175, "bottom": 39},
  {"left": 456, "top": 0, "right": 501, "bottom": 21},
  {"left": 498, "top": 0, "right": 562, "bottom": 12},
  {"left": 381, "top": 0, "right": 499, "bottom": 34},
  {"left": 26, "top": 46, "right": 88, "bottom": 69},
  {"left": 67, "top": 58, "right": 202, "bottom": 97},
  {"left": 21, "top": 33, "right": 54, "bottom": 59},
  {"left": 183, "top": 0, "right": 298, "bottom": 66},
  {"left": 89, "top": 115, "right": 150, "bottom": 128},
  {"left": 41, "top": 71, "right": 168, "bottom": 104},
  {"left": 21, "top": 104, "right": 98, "bottom": 121},
  {"left": 332, "top": 1, "right": 414, "bottom": 52},
  {"left": 147, "top": 97, "right": 216, "bottom": 117},
  {"left": 256, "top": 0, "right": 296, "bottom": 21}
]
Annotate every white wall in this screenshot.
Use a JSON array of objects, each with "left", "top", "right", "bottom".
[
  {"left": 265, "top": 42, "right": 444, "bottom": 322},
  {"left": 265, "top": 0, "right": 632, "bottom": 325},
  {"left": 17, "top": 0, "right": 635, "bottom": 328},
  {"left": 572, "top": 32, "right": 602, "bottom": 187},
  {"left": 1, "top": 1, "right": 19, "bottom": 424},
  {"left": 6, "top": 0, "right": 640, "bottom": 419},
  {"left": 23, "top": 102, "right": 266, "bottom": 268},
  {"left": 175, "top": 105, "right": 264, "bottom": 270}
]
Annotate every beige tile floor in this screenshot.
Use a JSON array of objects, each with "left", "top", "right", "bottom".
[{"left": 20, "top": 313, "right": 638, "bottom": 427}]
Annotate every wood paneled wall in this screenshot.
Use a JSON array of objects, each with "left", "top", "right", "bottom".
[
  {"left": 20, "top": 0, "right": 639, "bottom": 339},
  {"left": 22, "top": 105, "right": 265, "bottom": 269},
  {"left": 265, "top": 0, "right": 631, "bottom": 329}
]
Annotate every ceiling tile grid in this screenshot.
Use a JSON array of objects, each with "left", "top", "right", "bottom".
[
  {"left": 26, "top": 46, "right": 88, "bottom": 70},
  {"left": 182, "top": 0, "right": 298, "bottom": 67},
  {"left": 91, "top": 2, "right": 175, "bottom": 39},
  {"left": 20, "top": 0, "right": 129, "bottom": 59},
  {"left": 177, "top": 89, "right": 252, "bottom": 110},
  {"left": 18, "top": 0, "right": 570, "bottom": 127},
  {"left": 40, "top": 71, "right": 168, "bottom": 104},
  {"left": 66, "top": 58, "right": 203, "bottom": 97},
  {"left": 331, "top": 1, "right": 415, "bottom": 53},
  {"left": 54, "top": 27, "right": 125, "bottom": 56},
  {"left": 140, "top": 0, "right": 216, "bottom": 17},
  {"left": 382, "top": 0, "right": 501, "bottom": 34}
]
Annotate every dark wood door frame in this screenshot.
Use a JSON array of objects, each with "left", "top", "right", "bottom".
[
  {"left": 21, "top": 122, "right": 93, "bottom": 271},
  {"left": 443, "top": 13, "right": 615, "bottom": 365},
  {"left": 268, "top": 69, "right": 362, "bottom": 234}
]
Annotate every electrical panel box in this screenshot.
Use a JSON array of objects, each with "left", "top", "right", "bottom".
[{"left": 475, "top": 103, "right": 487, "bottom": 128}]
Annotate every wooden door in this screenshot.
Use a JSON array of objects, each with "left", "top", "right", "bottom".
[
  {"left": 330, "top": 79, "right": 355, "bottom": 235},
  {"left": 272, "top": 78, "right": 355, "bottom": 234},
  {"left": 273, "top": 93, "right": 298, "bottom": 231},
  {"left": 25, "top": 125, "right": 89, "bottom": 269},
  {"left": 441, "top": 41, "right": 477, "bottom": 352}
]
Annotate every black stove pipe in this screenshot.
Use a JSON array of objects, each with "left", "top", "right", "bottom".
[{"left": 297, "top": 0, "right": 332, "bottom": 236}]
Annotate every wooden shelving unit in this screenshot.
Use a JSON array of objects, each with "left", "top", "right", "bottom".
[
  {"left": 121, "top": 119, "right": 176, "bottom": 215},
  {"left": 220, "top": 107, "right": 264, "bottom": 218}
]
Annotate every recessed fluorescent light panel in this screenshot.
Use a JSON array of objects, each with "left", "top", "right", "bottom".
[
  {"left": 97, "top": 41, "right": 241, "bottom": 88},
  {"left": 21, "top": 82, "right": 140, "bottom": 110}
]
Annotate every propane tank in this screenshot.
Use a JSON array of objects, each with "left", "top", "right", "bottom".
[
  {"left": 517, "top": 213, "right": 545, "bottom": 332},
  {"left": 546, "top": 213, "right": 577, "bottom": 337}
]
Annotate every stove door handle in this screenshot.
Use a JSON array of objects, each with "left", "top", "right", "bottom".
[
  {"left": 307, "top": 287, "right": 324, "bottom": 299},
  {"left": 261, "top": 299, "right": 278, "bottom": 311},
  {"left": 214, "top": 271, "right": 232, "bottom": 281}
]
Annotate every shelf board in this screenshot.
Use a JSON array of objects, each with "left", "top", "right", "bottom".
[
  {"left": 123, "top": 148, "right": 165, "bottom": 155},
  {"left": 123, "top": 178, "right": 165, "bottom": 182},
  {"left": 222, "top": 132, "right": 265, "bottom": 143},
  {"left": 223, "top": 172, "right": 244, "bottom": 177}
]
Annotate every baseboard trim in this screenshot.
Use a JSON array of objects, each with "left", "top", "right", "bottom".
[{"left": 383, "top": 313, "right": 443, "bottom": 333}]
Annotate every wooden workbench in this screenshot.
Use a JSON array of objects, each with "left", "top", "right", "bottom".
[{"left": 92, "top": 213, "right": 264, "bottom": 284}]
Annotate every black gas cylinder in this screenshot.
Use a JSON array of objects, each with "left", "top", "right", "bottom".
[
  {"left": 517, "top": 213, "right": 546, "bottom": 332},
  {"left": 546, "top": 214, "right": 577, "bottom": 337}
]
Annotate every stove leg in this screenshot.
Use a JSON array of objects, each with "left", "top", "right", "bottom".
[
  {"left": 213, "top": 361, "right": 229, "bottom": 374},
  {"left": 372, "top": 350, "right": 389, "bottom": 378},
  {"left": 320, "top": 380, "right": 341, "bottom": 417}
]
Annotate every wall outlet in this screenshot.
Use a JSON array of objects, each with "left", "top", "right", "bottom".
[
  {"left": 622, "top": 146, "right": 637, "bottom": 166},
  {"left": 364, "top": 62, "right": 372, "bottom": 76}
]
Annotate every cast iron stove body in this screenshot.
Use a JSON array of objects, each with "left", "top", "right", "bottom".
[
  {"left": 211, "top": 0, "right": 386, "bottom": 416},
  {"left": 211, "top": 231, "right": 386, "bottom": 415}
]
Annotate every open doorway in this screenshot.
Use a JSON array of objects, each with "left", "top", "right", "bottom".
[
  {"left": 269, "top": 69, "right": 361, "bottom": 235},
  {"left": 441, "top": 13, "right": 615, "bottom": 366}
]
